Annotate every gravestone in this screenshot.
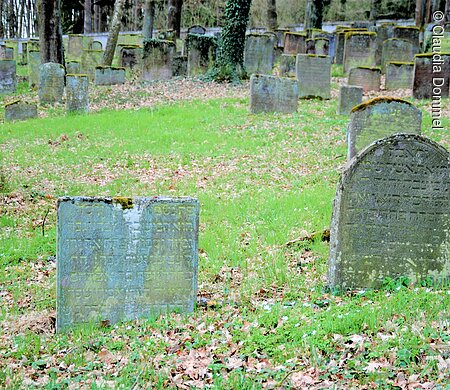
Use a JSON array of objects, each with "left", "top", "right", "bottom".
[
  {"left": 4, "top": 100, "right": 37, "bottom": 121},
  {"left": 250, "top": 74, "right": 298, "bottom": 114},
  {"left": 20, "top": 42, "right": 28, "bottom": 65},
  {"left": 186, "top": 34, "right": 217, "bottom": 77},
  {"left": 95, "top": 66, "right": 126, "bottom": 85},
  {"left": 27, "top": 39, "right": 40, "bottom": 64},
  {"left": 120, "top": 45, "right": 142, "bottom": 69},
  {"left": 81, "top": 49, "right": 103, "bottom": 81},
  {"left": 337, "top": 85, "right": 363, "bottom": 115},
  {"left": 66, "top": 61, "right": 81, "bottom": 75},
  {"left": 328, "top": 134, "right": 449, "bottom": 290},
  {"left": 296, "top": 54, "right": 331, "bottom": 99},
  {"left": 347, "top": 67, "right": 381, "bottom": 93},
  {"left": 173, "top": 55, "right": 187, "bottom": 77},
  {"left": 0, "top": 60, "right": 16, "bottom": 94},
  {"left": 4, "top": 40, "right": 18, "bottom": 60},
  {"left": 343, "top": 32, "right": 377, "bottom": 73},
  {"left": 347, "top": 97, "right": 422, "bottom": 159},
  {"left": 385, "top": 62, "right": 414, "bottom": 90},
  {"left": 66, "top": 74, "right": 89, "bottom": 113},
  {"left": 374, "top": 23, "right": 395, "bottom": 65},
  {"left": 244, "top": 34, "right": 274, "bottom": 75},
  {"left": 334, "top": 28, "right": 369, "bottom": 65},
  {"left": 306, "top": 38, "right": 315, "bottom": 54},
  {"left": 275, "top": 28, "right": 290, "bottom": 47},
  {"left": 187, "top": 25, "right": 206, "bottom": 35},
  {"left": 0, "top": 45, "right": 14, "bottom": 60},
  {"left": 67, "top": 34, "right": 84, "bottom": 59},
  {"left": 314, "top": 38, "right": 329, "bottom": 56},
  {"left": 413, "top": 53, "right": 450, "bottom": 99},
  {"left": 392, "top": 26, "right": 420, "bottom": 49},
  {"left": 27, "top": 50, "right": 41, "bottom": 89},
  {"left": 142, "top": 39, "right": 175, "bottom": 80},
  {"left": 283, "top": 32, "right": 307, "bottom": 55},
  {"left": 56, "top": 196, "right": 199, "bottom": 331},
  {"left": 91, "top": 41, "right": 103, "bottom": 51},
  {"left": 279, "top": 54, "right": 296, "bottom": 77},
  {"left": 38, "top": 62, "right": 65, "bottom": 104},
  {"left": 381, "top": 38, "right": 418, "bottom": 72}
]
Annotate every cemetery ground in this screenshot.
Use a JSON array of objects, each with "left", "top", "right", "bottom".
[{"left": 0, "top": 69, "right": 449, "bottom": 389}]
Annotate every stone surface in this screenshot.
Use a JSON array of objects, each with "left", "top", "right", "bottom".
[
  {"left": 413, "top": 53, "right": 450, "bottom": 99},
  {"left": 0, "top": 45, "right": 14, "bottom": 60},
  {"left": 250, "top": 74, "right": 298, "bottom": 114},
  {"left": 66, "top": 61, "right": 81, "bottom": 75},
  {"left": 392, "top": 26, "right": 420, "bottom": 49},
  {"left": 296, "top": 54, "right": 331, "bottom": 99},
  {"left": 56, "top": 196, "right": 200, "bottom": 331},
  {"left": 328, "top": 134, "right": 450, "bottom": 289},
  {"left": 283, "top": 32, "right": 307, "bottom": 55},
  {"left": 244, "top": 34, "right": 274, "bottom": 75},
  {"left": 347, "top": 97, "right": 422, "bottom": 159},
  {"left": 95, "top": 66, "right": 126, "bottom": 85},
  {"left": 120, "top": 46, "right": 142, "bottom": 69},
  {"left": 186, "top": 34, "right": 217, "bottom": 77},
  {"left": 0, "top": 60, "right": 16, "bottom": 94},
  {"left": 91, "top": 40, "right": 103, "bottom": 50},
  {"left": 27, "top": 50, "right": 40, "bottom": 89},
  {"left": 374, "top": 23, "right": 395, "bottom": 65},
  {"left": 381, "top": 38, "right": 418, "bottom": 73},
  {"left": 38, "top": 62, "right": 65, "bottom": 103},
  {"left": 347, "top": 67, "right": 381, "bottom": 93},
  {"left": 337, "top": 85, "right": 363, "bottom": 115},
  {"left": 142, "top": 40, "right": 175, "bottom": 81},
  {"left": 385, "top": 62, "right": 414, "bottom": 90},
  {"left": 66, "top": 74, "right": 89, "bottom": 113},
  {"left": 4, "top": 100, "right": 37, "bottom": 121},
  {"left": 314, "top": 38, "right": 329, "bottom": 56},
  {"left": 187, "top": 25, "right": 206, "bottom": 35},
  {"left": 173, "top": 55, "right": 187, "bottom": 77},
  {"left": 67, "top": 35, "right": 84, "bottom": 59},
  {"left": 279, "top": 54, "right": 296, "bottom": 77},
  {"left": 81, "top": 49, "right": 104, "bottom": 81},
  {"left": 343, "top": 32, "right": 377, "bottom": 73}
]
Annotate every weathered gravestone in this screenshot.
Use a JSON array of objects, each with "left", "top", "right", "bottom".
[
  {"left": 381, "top": 38, "right": 418, "bottom": 73},
  {"left": 347, "top": 97, "right": 422, "bottom": 159},
  {"left": 347, "top": 67, "right": 381, "bottom": 93},
  {"left": 81, "top": 49, "right": 103, "bottom": 81},
  {"left": 38, "top": 62, "right": 65, "bottom": 104},
  {"left": 0, "top": 60, "right": 16, "bottom": 94},
  {"left": 275, "top": 28, "right": 290, "bottom": 47},
  {"left": 296, "top": 54, "right": 331, "bottom": 99},
  {"left": 314, "top": 38, "right": 329, "bottom": 56},
  {"left": 66, "top": 74, "right": 89, "bottom": 113},
  {"left": 244, "top": 34, "right": 275, "bottom": 75},
  {"left": 95, "top": 66, "right": 126, "bottom": 85},
  {"left": 173, "top": 55, "right": 187, "bottom": 77},
  {"left": 337, "top": 85, "right": 363, "bottom": 115},
  {"left": 90, "top": 41, "right": 103, "bottom": 51},
  {"left": 343, "top": 32, "right": 377, "bottom": 73},
  {"left": 27, "top": 50, "right": 41, "bottom": 89},
  {"left": 328, "top": 134, "right": 450, "bottom": 290},
  {"left": 66, "top": 61, "right": 81, "bottom": 75},
  {"left": 20, "top": 42, "right": 28, "bottom": 65},
  {"left": 4, "top": 100, "right": 37, "bottom": 121},
  {"left": 385, "top": 62, "right": 414, "bottom": 90},
  {"left": 279, "top": 54, "right": 296, "bottom": 77},
  {"left": 0, "top": 45, "right": 14, "bottom": 60},
  {"left": 187, "top": 25, "right": 206, "bottom": 35},
  {"left": 186, "top": 34, "right": 217, "bottom": 77},
  {"left": 250, "top": 74, "right": 298, "bottom": 114},
  {"left": 374, "top": 23, "right": 395, "bottom": 65},
  {"left": 334, "top": 28, "right": 369, "bottom": 65},
  {"left": 413, "top": 53, "right": 450, "bottom": 99},
  {"left": 392, "top": 26, "right": 420, "bottom": 49},
  {"left": 142, "top": 39, "right": 175, "bottom": 81},
  {"left": 67, "top": 34, "right": 84, "bottom": 59},
  {"left": 4, "top": 40, "right": 18, "bottom": 60},
  {"left": 284, "top": 32, "right": 307, "bottom": 55},
  {"left": 120, "top": 45, "right": 142, "bottom": 69},
  {"left": 56, "top": 196, "right": 200, "bottom": 331}
]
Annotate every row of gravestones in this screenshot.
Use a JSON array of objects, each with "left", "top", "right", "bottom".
[{"left": 56, "top": 107, "right": 449, "bottom": 331}]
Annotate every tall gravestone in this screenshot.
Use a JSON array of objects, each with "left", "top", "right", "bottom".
[
  {"left": 347, "top": 67, "right": 381, "bottom": 93},
  {"left": 250, "top": 74, "right": 298, "bottom": 114},
  {"left": 67, "top": 34, "right": 84, "bottom": 59},
  {"left": 244, "top": 34, "right": 275, "bottom": 75},
  {"left": 381, "top": 38, "right": 418, "bottom": 73},
  {"left": 142, "top": 39, "right": 175, "bottom": 81},
  {"left": 343, "top": 32, "right": 377, "bottom": 73},
  {"left": 38, "top": 62, "right": 65, "bottom": 104},
  {"left": 66, "top": 74, "right": 89, "bottom": 113},
  {"left": 374, "top": 23, "right": 395, "bottom": 65},
  {"left": 57, "top": 197, "right": 199, "bottom": 331},
  {"left": 296, "top": 54, "right": 331, "bottom": 99},
  {"left": 337, "top": 85, "right": 363, "bottom": 115},
  {"left": 328, "top": 134, "right": 449, "bottom": 289},
  {"left": 284, "top": 32, "right": 307, "bottom": 55},
  {"left": 27, "top": 50, "right": 41, "bottom": 89},
  {"left": 385, "top": 62, "right": 414, "bottom": 90},
  {"left": 186, "top": 34, "right": 217, "bottom": 77},
  {"left": 347, "top": 97, "right": 422, "bottom": 159},
  {"left": 0, "top": 60, "right": 16, "bottom": 94},
  {"left": 413, "top": 53, "right": 450, "bottom": 99},
  {"left": 81, "top": 49, "right": 103, "bottom": 81}
]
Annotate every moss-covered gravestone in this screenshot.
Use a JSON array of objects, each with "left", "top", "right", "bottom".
[
  {"left": 90, "top": 41, "right": 103, "bottom": 51},
  {"left": 27, "top": 50, "right": 41, "bottom": 89},
  {"left": 392, "top": 26, "right": 420, "bottom": 49},
  {"left": 67, "top": 34, "right": 84, "bottom": 59},
  {"left": 142, "top": 39, "right": 175, "bottom": 81},
  {"left": 329, "top": 134, "right": 449, "bottom": 290},
  {"left": 187, "top": 25, "right": 206, "bottom": 35},
  {"left": 314, "top": 38, "right": 329, "bottom": 56},
  {"left": 4, "top": 100, "right": 37, "bottom": 121},
  {"left": 374, "top": 23, "right": 395, "bottom": 65},
  {"left": 413, "top": 53, "right": 450, "bottom": 99},
  {"left": 347, "top": 97, "right": 422, "bottom": 159},
  {"left": 95, "top": 66, "right": 126, "bottom": 85},
  {"left": 0, "top": 45, "right": 14, "bottom": 60},
  {"left": 66, "top": 61, "right": 81, "bottom": 75},
  {"left": 279, "top": 54, "right": 296, "bottom": 77},
  {"left": 348, "top": 67, "right": 381, "bottom": 93},
  {"left": 81, "top": 49, "right": 103, "bottom": 81},
  {"left": 385, "top": 62, "right": 414, "bottom": 90},
  {"left": 283, "top": 32, "right": 307, "bottom": 55},
  {"left": 38, "top": 62, "right": 65, "bottom": 104},
  {"left": 250, "top": 74, "right": 298, "bottom": 114},
  {"left": 343, "top": 32, "right": 377, "bottom": 73},
  {"left": 244, "top": 34, "right": 275, "bottom": 75},
  {"left": 186, "top": 34, "right": 217, "bottom": 77},
  {"left": 56, "top": 197, "right": 199, "bottom": 331},
  {"left": 120, "top": 45, "right": 142, "bottom": 69},
  {"left": 66, "top": 74, "right": 89, "bottom": 113},
  {"left": 0, "top": 60, "right": 16, "bottom": 94},
  {"left": 296, "top": 54, "right": 331, "bottom": 99},
  {"left": 381, "top": 38, "right": 418, "bottom": 73},
  {"left": 173, "top": 55, "right": 188, "bottom": 77},
  {"left": 337, "top": 85, "right": 363, "bottom": 115}
]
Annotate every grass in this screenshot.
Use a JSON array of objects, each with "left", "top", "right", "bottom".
[{"left": 0, "top": 76, "right": 449, "bottom": 388}]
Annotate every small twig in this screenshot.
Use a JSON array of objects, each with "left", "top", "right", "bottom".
[
  {"left": 285, "top": 228, "right": 330, "bottom": 247},
  {"left": 42, "top": 208, "right": 50, "bottom": 237}
]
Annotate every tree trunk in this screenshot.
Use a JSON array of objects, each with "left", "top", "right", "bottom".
[
  {"left": 369, "top": 0, "right": 381, "bottom": 20},
  {"left": 84, "top": 0, "right": 92, "bottom": 33},
  {"left": 267, "top": 0, "right": 277, "bottom": 30},
  {"left": 102, "top": 0, "right": 126, "bottom": 66},
  {"left": 304, "top": 0, "right": 324, "bottom": 30},
  {"left": 339, "top": 0, "right": 346, "bottom": 21},
  {"left": 446, "top": 0, "right": 450, "bottom": 22},
  {"left": 167, "top": 0, "right": 183, "bottom": 38},
  {"left": 8, "top": 0, "right": 17, "bottom": 37},
  {"left": 143, "top": 0, "right": 155, "bottom": 39},
  {"left": 0, "top": 0, "right": 4, "bottom": 37},
  {"left": 37, "top": 0, "right": 65, "bottom": 64}
]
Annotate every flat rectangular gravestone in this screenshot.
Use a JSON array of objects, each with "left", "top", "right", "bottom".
[
  {"left": 296, "top": 54, "right": 331, "bottom": 99},
  {"left": 57, "top": 196, "right": 199, "bottom": 332}
]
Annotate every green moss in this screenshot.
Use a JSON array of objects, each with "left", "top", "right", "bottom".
[
  {"left": 113, "top": 197, "right": 134, "bottom": 210},
  {"left": 4, "top": 99, "right": 21, "bottom": 107},
  {"left": 67, "top": 60, "right": 81, "bottom": 64},
  {"left": 120, "top": 45, "right": 141, "bottom": 49},
  {"left": 345, "top": 31, "right": 377, "bottom": 39},
  {"left": 394, "top": 26, "right": 419, "bottom": 31},
  {"left": 95, "top": 66, "right": 126, "bottom": 71},
  {"left": 66, "top": 74, "right": 88, "bottom": 78},
  {"left": 386, "top": 61, "right": 414, "bottom": 66},
  {"left": 356, "top": 66, "right": 381, "bottom": 71},
  {"left": 351, "top": 96, "right": 414, "bottom": 113},
  {"left": 143, "top": 38, "right": 176, "bottom": 50},
  {"left": 286, "top": 32, "right": 307, "bottom": 37}
]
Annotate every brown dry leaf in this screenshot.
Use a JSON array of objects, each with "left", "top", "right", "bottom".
[
  {"left": 290, "top": 371, "right": 317, "bottom": 387},
  {"left": 226, "top": 356, "right": 244, "bottom": 370},
  {"left": 98, "top": 348, "right": 117, "bottom": 364}
]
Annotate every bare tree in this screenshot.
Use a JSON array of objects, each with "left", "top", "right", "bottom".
[
  {"left": 267, "top": 0, "right": 277, "bottom": 30},
  {"left": 103, "top": 0, "right": 126, "bottom": 66},
  {"left": 168, "top": 0, "right": 183, "bottom": 38},
  {"left": 37, "top": 0, "right": 65, "bottom": 64},
  {"left": 84, "top": 0, "right": 92, "bottom": 33},
  {"left": 143, "top": 0, "right": 155, "bottom": 39}
]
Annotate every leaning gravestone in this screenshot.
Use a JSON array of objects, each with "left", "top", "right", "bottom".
[
  {"left": 347, "top": 67, "right": 381, "bottom": 93},
  {"left": 413, "top": 53, "right": 450, "bottom": 99},
  {"left": 56, "top": 196, "right": 200, "bottom": 331},
  {"left": 381, "top": 38, "right": 418, "bottom": 73},
  {"left": 328, "top": 134, "right": 450, "bottom": 290},
  {"left": 250, "top": 74, "right": 298, "bottom": 114},
  {"left": 66, "top": 74, "right": 89, "bottom": 113},
  {"left": 142, "top": 39, "right": 175, "bottom": 81},
  {"left": 0, "top": 60, "right": 16, "bottom": 94},
  {"left": 38, "top": 62, "right": 65, "bottom": 104},
  {"left": 95, "top": 66, "right": 126, "bottom": 85},
  {"left": 337, "top": 85, "right": 363, "bottom": 115},
  {"left": 385, "top": 62, "right": 414, "bottom": 90},
  {"left": 347, "top": 97, "right": 422, "bottom": 159},
  {"left": 296, "top": 54, "right": 331, "bottom": 99},
  {"left": 244, "top": 34, "right": 275, "bottom": 75},
  {"left": 4, "top": 100, "right": 37, "bottom": 121},
  {"left": 343, "top": 32, "right": 377, "bottom": 73}
]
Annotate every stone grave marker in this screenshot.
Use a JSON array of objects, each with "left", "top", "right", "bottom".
[
  {"left": 66, "top": 74, "right": 89, "bottom": 113},
  {"left": 283, "top": 32, "right": 307, "bottom": 55},
  {"left": 120, "top": 45, "right": 142, "bottom": 69},
  {"left": 275, "top": 28, "right": 290, "bottom": 47},
  {"left": 38, "top": 62, "right": 65, "bottom": 104},
  {"left": 328, "top": 134, "right": 449, "bottom": 290},
  {"left": 27, "top": 50, "right": 41, "bottom": 89},
  {"left": 306, "top": 38, "right": 315, "bottom": 54},
  {"left": 374, "top": 22, "right": 395, "bottom": 65},
  {"left": 334, "top": 28, "right": 369, "bottom": 65},
  {"left": 0, "top": 45, "right": 14, "bottom": 60},
  {"left": 314, "top": 38, "right": 329, "bottom": 56},
  {"left": 187, "top": 25, "right": 206, "bottom": 35},
  {"left": 337, "top": 85, "right": 363, "bottom": 115},
  {"left": 173, "top": 55, "right": 188, "bottom": 77},
  {"left": 81, "top": 49, "right": 103, "bottom": 81},
  {"left": 343, "top": 32, "right": 377, "bottom": 73},
  {"left": 66, "top": 61, "right": 81, "bottom": 75},
  {"left": 90, "top": 41, "right": 103, "bottom": 51},
  {"left": 347, "top": 97, "right": 422, "bottom": 159},
  {"left": 56, "top": 196, "right": 199, "bottom": 331},
  {"left": 296, "top": 54, "right": 331, "bottom": 99},
  {"left": 385, "top": 62, "right": 414, "bottom": 90},
  {"left": 244, "top": 34, "right": 274, "bottom": 75},
  {"left": 347, "top": 67, "right": 381, "bottom": 93},
  {"left": 381, "top": 38, "right": 418, "bottom": 73},
  {"left": 392, "top": 26, "right": 420, "bottom": 49},
  {"left": 142, "top": 39, "right": 175, "bottom": 81},
  {"left": 250, "top": 74, "right": 298, "bottom": 114},
  {"left": 413, "top": 53, "right": 450, "bottom": 99},
  {"left": 0, "top": 59, "right": 16, "bottom": 94},
  {"left": 20, "top": 42, "right": 28, "bottom": 65},
  {"left": 4, "top": 100, "right": 37, "bottom": 121},
  {"left": 95, "top": 66, "right": 126, "bottom": 85},
  {"left": 279, "top": 54, "right": 296, "bottom": 77},
  {"left": 67, "top": 34, "right": 84, "bottom": 59},
  {"left": 186, "top": 34, "right": 217, "bottom": 77}
]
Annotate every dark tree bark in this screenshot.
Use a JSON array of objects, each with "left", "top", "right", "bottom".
[
  {"left": 37, "top": 0, "right": 65, "bottom": 64},
  {"left": 267, "top": 0, "right": 277, "bottom": 30},
  {"left": 102, "top": 0, "right": 126, "bottom": 66},
  {"left": 304, "top": 0, "right": 328, "bottom": 30},
  {"left": 339, "top": 0, "right": 346, "bottom": 21},
  {"left": 168, "top": 0, "right": 183, "bottom": 38},
  {"left": 8, "top": 0, "right": 17, "bottom": 37},
  {"left": 84, "top": 0, "right": 92, "bottom": 33},
  {"left": 446, "top": 0, "right": 450, "bottom": 22},
  {"left": 143, "top": 0, "right": 155, "bottom": 39},
  {"left": 0, "top": 0, "right": 4, "bottom": 37},
  {"left": 369, "top": 0, "right": 381, "bottom": 20}
]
